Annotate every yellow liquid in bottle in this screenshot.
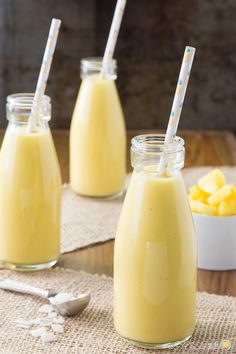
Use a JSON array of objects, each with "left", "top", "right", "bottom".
[
  {"left": 0, "top": 126, "right": 61, "bottom": 267},
  {"left": 114, "top": 170, "right": 196, "bottom": 346},
  {"left": 70, "top": 75, "right": 126, "bottom": 197}
]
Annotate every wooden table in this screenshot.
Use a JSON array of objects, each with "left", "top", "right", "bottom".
[{"left": 1, "top": 129, "right": 236, "bottom": 296}]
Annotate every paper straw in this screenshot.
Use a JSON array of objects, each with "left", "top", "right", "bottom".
[
  {"left": 100, "top": 0, "right": 127, "bottom": 76},
  {"left": 159, "top": 46, "right": 196, "bottom": 173},
  {"left": 28, "top": 18, "right": 61, "bottom": 132}
]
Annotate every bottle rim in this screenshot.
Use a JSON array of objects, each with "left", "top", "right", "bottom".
[
  {"left": 131, "top": 134, "right": 184, "bottom": 154},
  {"left": 7, "top": 93, "right": 51, "bottom": 108},
  {"left": 81, "top": 57, "right": 117, "bottom": 72}
]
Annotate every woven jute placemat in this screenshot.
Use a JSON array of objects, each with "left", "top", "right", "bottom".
[
  {"left": 61, "top": 185, "right": 124, "bottom": 253},
  {"left": 0, "top": 267, "right": 235, "bottom": 354},
  {"left": 61, "top": 167, "right": 236, "bottom": 253}
]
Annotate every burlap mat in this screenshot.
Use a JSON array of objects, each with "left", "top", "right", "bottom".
[
  {"left": 0, "top": 267, "right": 235, "bottom": 354},
  {"left": 61, "top": 167, "right": 236, "bottom": 254},
  {"left": 61, "top": 185, "right": 124, "bottom": 253}
]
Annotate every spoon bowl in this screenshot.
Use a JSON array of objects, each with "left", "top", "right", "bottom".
[
  {"left": 0, "top": 279, "right": 91, "bottom": 317},
  {"left": 51, "top": 293, "right": 91, "bottom": 316}
]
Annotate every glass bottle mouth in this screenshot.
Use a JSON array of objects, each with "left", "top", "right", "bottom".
[
  {"left": 131, "top": 134, "right": 185, "bottom": 174},
  {"left": 80, "top": 57, "right": 117, "bottom": 79},
  {"left": 7, "top": 93, "right": 50, "bottom": 108},
  {"left": 6, "top": 93, "right": 51, "bottom": 123},
  {"left": 131, "top": 134, "right": 184, "bottom": 154}
]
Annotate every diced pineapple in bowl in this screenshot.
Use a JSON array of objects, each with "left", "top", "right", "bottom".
[{"left": 188, "top": 169, "right": 236, "bottom": 270}]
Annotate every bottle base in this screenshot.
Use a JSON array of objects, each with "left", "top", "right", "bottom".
[
  {"left": 122, "top": 334, "right": 192, "bottom": 350},
  {"left": 71, "top": 187, "right": 126, "bottom": 200},
  {"left": 0, "top": 258, "right": 58, "bottom": 271}
]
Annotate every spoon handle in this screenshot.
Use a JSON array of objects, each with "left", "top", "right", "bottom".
[{"left": 0, "top": 279, "right": 51, "bottom": 299}]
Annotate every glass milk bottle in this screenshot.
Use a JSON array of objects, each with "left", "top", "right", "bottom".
[
  {"left": 70, "top": 58, "right": 126, "bottom": 197},
  {"left": 114, "top": 135, "right": 197, "bottom": 349},
  {"left": 0, "top": 94, "right": 61, "bottom": 270}
]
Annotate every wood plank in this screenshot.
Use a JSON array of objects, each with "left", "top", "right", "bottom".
[
  {"left": 197, "top": 269, "right": 236, "bottom": 297},
  {"left": 51, "top": 129, "right": 236, "bottom": 182}
]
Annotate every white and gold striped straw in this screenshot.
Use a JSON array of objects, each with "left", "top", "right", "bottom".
[
  {"left": 101, "top": 0, "right": 127, "bottom": 76},
  {"left": 159, "top": 46, "right": 196, "bottom": 173},
  {"left": 28, "top": 18, "right": 61, "bottom": 132}
]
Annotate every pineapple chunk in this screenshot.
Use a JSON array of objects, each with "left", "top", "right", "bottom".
[
  {"left": 218, "top": 199, "right": 236, "bottom": 216},
  {"left": 188, "top": 168, "right": 236, "bottom": 216},
  {"left": 189, "top": 185, "right": 209, "bottom": 202},
  {"left": 189, "top": 185, "right": 201, "bottom": 199},
  {"left": 198, "top": 169, "right": 225, "bottom": 194},
  {"left": 231, "top": 185, "right": 236, "bottom": 198},
  {"left": 207, "top": 184, "right": 234, "bottom": 206},
  {"left": 189, "top": 198, "right": 218, "bottom": 216}
]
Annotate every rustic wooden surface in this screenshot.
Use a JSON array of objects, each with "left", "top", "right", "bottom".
[
  {"left": 52, "top": 129, "right": 236, "bottom": 182},
  {"left": 0, "top": 129, "right": 236, "bottom": 296}
]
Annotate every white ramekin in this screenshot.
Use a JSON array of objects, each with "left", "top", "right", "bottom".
[{"left": 193, "top": 213, "right": 236, "bottom": 270}]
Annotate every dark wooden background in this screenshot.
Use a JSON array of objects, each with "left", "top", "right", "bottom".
[{"left": 0, "top": 0, "right": 235, "bottom": 131}]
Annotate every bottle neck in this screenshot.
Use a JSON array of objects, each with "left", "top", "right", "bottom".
[
  {"left": 6, "top": 93, "right": 51, "bottom": 129},
  {"left": 131, "top": 134, "right": 185, "bottom": 176},
  {"left": 80, "top": 57, "right": 117, "bottom": 80}
]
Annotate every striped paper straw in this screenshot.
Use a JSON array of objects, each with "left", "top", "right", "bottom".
[
  {"left": 101, "top": 0, "right": 127, "bottom": 76},
  {"left": 28, "top": 18, "right": 61, "bottom": 132},
  {"left": 159, "top": 46, "right": 196, "bottom": 173}
]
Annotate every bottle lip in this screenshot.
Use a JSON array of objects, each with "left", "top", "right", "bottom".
[
  {"left": 131, "top": 134, "right": 185, "bottom": 154},
  {"left": 7, "top": 93, "right": 51, "bottom": 108},
  {"left": 80, "top": 57, "right": 117, "bottom": 79},
  {"left": 81, "top": 57, "right": 117, "bottom": 71}
]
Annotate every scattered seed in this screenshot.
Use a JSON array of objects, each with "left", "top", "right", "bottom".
[
  {"left": 41, "top": 332, "right": 57, "bottom": 343},
  {"left": 51, "top": 324, "right": 64, "bottom": 333},
  {"left": 38, "top": 304, "right": 54, "bottom": 313},
  {"left": 48, "top": 311, "right": 57, "bottom": 319},
  {"left": 14, "top": 319, "right": 31, "bottom": 326},
  {"left": 30, "top": 327, "right": 48, "bottom": 337},
  {"left": 16, "top": 324, "right": 31, "bottom": 329},
  {"left": 14, "top": 298, "right": 68, "bottom": 344},
  {"left": 53, "top": 316, "right": 65, "bottom": 324},
  {"left": 38, "top": 318, "right": 53, "bottom": 326}
]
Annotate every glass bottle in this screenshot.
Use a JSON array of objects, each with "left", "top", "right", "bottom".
[
  {"left": 114, "top": 134, "right": 197, "bottom": 349},
  {"left": 70, "top": 57, "right": 126, "bottom": 197},
  {"left": 0, "top": 93, "right": 61, "bottom": 270}
]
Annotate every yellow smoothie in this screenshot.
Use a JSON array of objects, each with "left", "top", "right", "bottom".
[
  {"left": 0, "top": 125, "right": 61, "bottom": 266},
  {"left": 114, "top": 170, "right": 196, "bottom": 345},
  {"left": 70, "top": 75, "right": 126, "bottom": 197}
]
